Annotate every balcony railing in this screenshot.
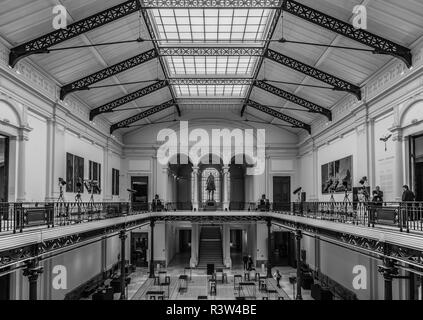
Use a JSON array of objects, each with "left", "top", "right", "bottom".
[
  {"left": 0, "top": 202, "right": 135, "bottom": 234},
  {"left": 1, "top": 201, "right": 422, "bottom": 235},
  {"left": 284, "top": 201, "right": 423, "bottom": 233}
]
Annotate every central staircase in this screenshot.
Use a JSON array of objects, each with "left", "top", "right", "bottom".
[{"left": 198, "top": 226, "right": 224, "bottom": 269}]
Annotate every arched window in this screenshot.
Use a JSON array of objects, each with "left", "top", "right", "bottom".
[{"left": 201, "top": 168, "right": 220, "bottom": 203}]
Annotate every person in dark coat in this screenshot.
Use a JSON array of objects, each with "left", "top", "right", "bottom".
[
  {"left": 402, "top": 185, "right": 415, "bottom": 202},
  {"left": 247, "top": 256, "right": 253, "bottom": 271},
  {"left": 242, "top": 255, "right": 248, "bottom": 270},
  {"left": 402, "top": 185, "right": 415, "bottom": 221}
]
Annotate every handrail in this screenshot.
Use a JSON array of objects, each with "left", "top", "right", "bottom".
[{"left": 1, "top": 201, "right": 422, "bottom": 234}]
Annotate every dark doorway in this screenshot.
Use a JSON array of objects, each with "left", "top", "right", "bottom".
[
  {"left": 230, "top": 229, "right": 243, "bottom": 269},
  {"left": 230, "top": 165, "right": 245, "bottom": 210},
  {"left": 131, "top": 176, "right": 148, "bottom": 211},
  {"left": 410, "top": 135, "right": 423, "bottom": 201},
  {"left": 179, "top": 229, "right": 192, "bottom": 253},
  {"left": 273, "top": 176, "right": 291, "bottom": 211},
  {"left": 415, "top": 163, "right": 423, "bottom": 201},
  {"left": 272, "top": 231, "right": 289, "bottom": 266},
  {"left": 131, "top": 232, "right": 148, "bottom": 267},
  {"left": 0, "top": 274, "right": 10, "bottom": 300},
  {"left": 287, "top": 232, "right": 296, "bottom": 268},
  {"left": 0, "top": 135, "right": 9, "bottom": 203}
]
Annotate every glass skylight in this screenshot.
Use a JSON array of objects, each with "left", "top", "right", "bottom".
[
  {"left": 174, "top": 84, "right": 246, "bottom": 97},
  {"left": 149, "top": 8, "right": 273, "bottom": 97},
  {"left": 152, "top": 9, "right": 270, "bottom": 43}
]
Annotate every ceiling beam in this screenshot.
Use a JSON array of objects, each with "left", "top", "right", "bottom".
[
  {"left": 140, "top": 7, "right": 181, "bottom": 117},
  {"left": 282, "top": 0, "right": 412, "bottom": 68},
  {"left": 159, "top": 47, "right": 264, "bottom": 56},
  {"left": 139, "top": 0, "right": 283, "bottom": 9},
  {"left": 246, "top": 99, "right": 311, "bottom": 134},
  {"left": 89, "top": 80, "right": 168, "bottom": 121},
  {"left": 9, "top": 0, "right": 140, "bottom": 68},
  {"left": 265, "top": 49, "right": 362, "bottom": 100},
  {"left": 242, "top": 8, "right": 282, "bottom": 117},
  {"left": 169, "top": 79, "right": 253, "bottom": 85},
  {"left": 254, "top": 80, "right": 332, "bottom": 121},
  {"left": 110, "top": 99, "right": 176, "bottom": 134},
  {"left": 60, "top": 49, "right": 158, "bottom": 100}
]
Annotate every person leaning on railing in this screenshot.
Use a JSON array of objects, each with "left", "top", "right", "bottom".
[
  {"left": 402, "top": 185, "right": 416, "bottom": 222},
  {"left": 369, "top": 190, "right": 383, "bottom": 224}
]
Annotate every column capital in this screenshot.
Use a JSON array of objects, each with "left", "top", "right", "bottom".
[
  {"left": 377, "top": 259, "right": 398, "bottom": 280},
  {"left": 192, "top": 166, "right": 199, "bottom": 173},
  {"left": 119, "top": 229, "right": 127, "bottom": 240},
  {"left": 23, "top": 261, "right": 44, "bottom": 281},
  {"left": 295, "top": 229, "right": 302, "bottom": 240}
]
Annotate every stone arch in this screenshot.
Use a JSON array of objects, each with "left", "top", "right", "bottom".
[
  {"left": 0, "top": 98, "right": 24, "bottom": 129},
  {"left": 398, "top": 96, "right": 423, "bottom": 128}
]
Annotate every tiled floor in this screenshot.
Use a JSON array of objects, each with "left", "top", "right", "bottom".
[{"left": 130, "top": 265, "right": 313, "bottom": 300}]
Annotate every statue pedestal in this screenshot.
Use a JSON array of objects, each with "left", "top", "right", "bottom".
[{"left": 204, "top": 200, "right": 217, "bottom": 212}]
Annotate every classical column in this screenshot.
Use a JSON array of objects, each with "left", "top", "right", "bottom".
[
  {"left": 378, "top": 258, "right": 398, "bottom": 300},
  {"left": 16, "top": 130, "right": 29, "bottom": 202},
  {"left": 223, "top": 225, "right": 232, "bottom": 268},
  {"left": 23, "top": 259, "right": 43, "bottom": 300},
  {"left": 119, "top": 229, "right": 127, "bottom": 300},
  {"left": 391, "top": 130, "right": 404, "bottom": 201},
  {"left": 190, "top": 224, "right": 199, "bottom": 267},
  {"left": 266, "top": 219, "right": 272, "bottom": 278},
  {"left": 311, "top": 141, "right": 319, "bottom": 201},
  {"left": 45, "top": 118, "right": 55, "bottom": 202},
  {"left": 149, "top": 219, "right": 155, "bottom": 278},
  {"left": 295, "top": 229, "right": 303, "bottom": 300},
  {"left": 223, "top": 166, "right": 230, "bottom": 210},
  {"left": 192, "top": 166, "right": 199, "bottom": 211}
]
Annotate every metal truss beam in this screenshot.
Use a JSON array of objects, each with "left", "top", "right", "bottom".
[
  {"left": 140, "top": 0, "right": 283, "bottom": 9},
  {"left": 89, "top": 80, "right": 168, "bottom": 121},
  {"left": 110, "top": 100, "right": 175, "bottom": 134},
  {"left": 254, "top": 80, "right": 332, "bottom": 121},
  {"left": 159, "top": 47, "right": 264, "bottom": 56},
  {"left": 266, "top": 49, "right": 362, "bottom": 100},
  {"left": 141, "top": 8, "right": 181, "bottom": 117},
  {"left": 169, "top": 78, "right": 253, "bottom": 86},
  {"left": 9, "top": 0, "right": 140, "bottom": 68},
  {"left": 60, "top": 49, "right": 158, "bottom": 100},
  {"left": 246, "top": 99, "right": 311, "bottom": 134},
  {"left": 242, "top": 7, "right": 282, "bottom": 117},
  {"left": 282, "top": 0, "right": 412, "bottom": 68}
]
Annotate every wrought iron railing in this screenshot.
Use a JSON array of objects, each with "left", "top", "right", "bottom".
[
  {"left": 283, "top": 201, "right": 423, "bottom": 233},
  {"left": 1, "top": 200, "right": 422, "bottom": 235},
  {"left": 0, "top": 202, "right": 134, "bottom": 234}
]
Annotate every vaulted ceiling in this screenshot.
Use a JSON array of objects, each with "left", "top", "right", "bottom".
[{"left": 1, "top": 0, "right": 422, "bottom": 136}]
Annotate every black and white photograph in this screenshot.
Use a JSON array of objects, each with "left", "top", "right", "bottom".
[{"left": 0, "top": 0, "right": 422, "bottom": 310}]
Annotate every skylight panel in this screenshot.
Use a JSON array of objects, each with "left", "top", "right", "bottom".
[{"left": 150, "top": 7, "right": 273, "bottom": 97}]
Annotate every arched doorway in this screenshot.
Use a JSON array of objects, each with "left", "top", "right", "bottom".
[{"left": 169, "top": 155, "right": 193, "bottom": 210}]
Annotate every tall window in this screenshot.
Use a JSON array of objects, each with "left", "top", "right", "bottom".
[
  {"left": 112, "top": 168, "right": 120, "bottom": 196},
  {"left": 201, "top": 168, "right": 221, "bottom": 203},
  {"left": 66, "top": 153, "right": 84, "bottom": 193},
  {"left": 89, "top": 161, "right": 102, "bottom": 194}
]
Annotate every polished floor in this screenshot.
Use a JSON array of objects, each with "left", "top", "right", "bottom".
[{"left": 127, "top": 264, "right": 313, "bottom": 300}]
